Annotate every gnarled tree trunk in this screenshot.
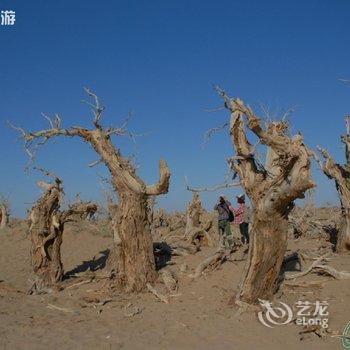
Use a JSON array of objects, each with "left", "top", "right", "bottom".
[
  {"left": 237, "top": 213, "right": 288, "bottom": 301},
  {"left": 317, "top": 117, "right": 350, "bottom": 252},
  {"left": 185, "top": 192, "right": 202, "bottom": 236},
  {"left": 0, "top": 202, "right": 9, "bottom": 229},
  {"left": 339, "top": 208, "right": 350, "bottom": 251},
  {"left": 29, "top": 176, "right": 97, "bottom": 294},
  {"left": 14, "top": 88, "right": 170, "bottom": 292},
  {"left": 112, "top": 191, "right": 157, "bottom": 291},
  {"left": 29, "top": 180, "right": 62, "bottom": 293},
  {"left": 216, "top": 87, "right": 314, "bottom": 304}
]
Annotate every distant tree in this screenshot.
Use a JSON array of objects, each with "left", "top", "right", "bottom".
[
  {"left": 0, "top": 195, "right": 10, "bottom": 230},
  {"left": 185, "top": 192, "right": 202, "bottom": 236}
]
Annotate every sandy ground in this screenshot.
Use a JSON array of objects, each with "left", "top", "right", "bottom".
[{"left": 0, "top": 222, "right": 349, "bottom": 350}]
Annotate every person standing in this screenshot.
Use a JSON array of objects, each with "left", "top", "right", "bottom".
[
  {"left": 214, "top": 195, "right": 234, "bottom": 249},
  {"left": 229, "top": 194, "right": 249, "bottom": 245}
]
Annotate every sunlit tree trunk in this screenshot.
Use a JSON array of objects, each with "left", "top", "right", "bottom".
[
  {"left": 216, "top": 88, "right": 314, "bottom": 304},
  {"left": 317, "top": 118, "right": 350, "bottom": 252},
  {"left": 28, "top": 177, "right": 97, "bottom": 294},
  {"left": 0, "top": 203, "right": 9, "bottom": 229}
]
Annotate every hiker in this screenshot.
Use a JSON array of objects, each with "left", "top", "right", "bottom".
[
  {"left": 229, "top": 194, "right": 249, "bottom": 245},
  {"left": 214, "top": 195, "right": 234, "bottom": 249}
]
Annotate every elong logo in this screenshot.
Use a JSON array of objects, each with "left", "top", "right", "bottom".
[{"left": 258, "top": 299, "right": 329, "bottom": 329}]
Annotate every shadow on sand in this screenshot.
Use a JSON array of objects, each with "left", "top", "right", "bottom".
[
  {"left": 64, "top": 242, "right": 172, "bottom": 280},
  {"left": 64, "top": 249, "right": 110, "bottom": 279}
]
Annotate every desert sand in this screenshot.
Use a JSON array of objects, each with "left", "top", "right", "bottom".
[{"left": 0, "top": 214, "right": 349, "bottom": 350}]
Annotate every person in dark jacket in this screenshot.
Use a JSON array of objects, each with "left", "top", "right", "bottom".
[{"left": 214, "top": 195, "right": 234, "bottom": 249}]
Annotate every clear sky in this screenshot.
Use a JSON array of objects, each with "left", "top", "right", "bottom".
[{"left": 0, "top": 0, "right": 349, "bottom": 217}]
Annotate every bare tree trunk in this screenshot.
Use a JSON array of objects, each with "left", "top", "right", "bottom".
[
  {"left": 28, "top": 174, "right": 97, "bottom": 294},
  {"left": 112, "top": 191, "right": 157, "bottom": 291},
  {"left": 0, "top": 203, "right": 9, "bottom": 229},
  {"left": 338, "top": 208, "right": 350, "bottom": 251},
  {"left": 237, "top": 213, "right": 287, "bottom": 302},
  {"left": 317, "top": 117, "right": 350, "bottom": 252},
  {"left": 216, "top": 88, "right": 314, "bottom": 304},
  {"left": 185, "top": 193, "right": 202, "bottom": 236},
  {"left": 28, "top": 180, "right": 63, "bottom": 293}
]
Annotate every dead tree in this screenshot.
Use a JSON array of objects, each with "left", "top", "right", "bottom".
[
  {"left": 183, "top": 192, "right": 215, "bottom": 247},
  {"left": 29, "top": 172, "right": 97, "bottom": 294},
  {"left": 316, "top": 116, "right": 350, "bottom": 252},
  {"left": 153, "top": 208, "right": 167, "bottom": 228},
  {"left": 185, "top": 193, "right": 202, "bottom": 236},
  {"left": 185, "top": 177, "right": 240, "bottom": 248},
  {"left": 216, "top": 87, "right": 314, "bottom": 304},
  {"left": 13, "top": 88, "right": 170, "bottom": 292},
  {"left": 0, "top": 197, "right": 10, "bottom": 229},
  {"left": 147, "top": 195, "right": 157, "bottom": 229}
]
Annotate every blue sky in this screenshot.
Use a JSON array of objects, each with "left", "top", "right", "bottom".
[{"left": 0, "top": 0, "right": 349, "bottom": 217}]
